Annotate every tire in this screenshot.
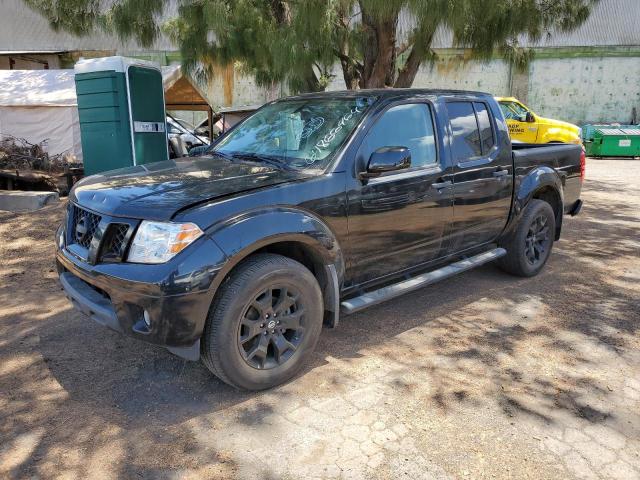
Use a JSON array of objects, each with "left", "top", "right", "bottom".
[
  {"left": 498, "top": 199, "right": 556, "bottom": 277},
  {"left": 201, "top": 253, "right": 323, "bottom": 390}
]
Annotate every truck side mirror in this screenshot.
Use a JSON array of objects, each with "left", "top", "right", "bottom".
[
  {"left": 361, "top": 147, "right": 411, "bottom": 179},
  {"left": 525, "top": 112, "right": 535, "bottom": 123}
]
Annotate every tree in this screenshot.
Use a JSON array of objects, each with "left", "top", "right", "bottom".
[
  {"left": 164, "top": 1, "right": 336, "bottom": 92},
  {"left": 25, "top": 0, "right": 599, "bottom": 91}
]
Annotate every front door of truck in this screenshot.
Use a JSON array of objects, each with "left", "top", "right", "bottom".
[
  {"left": 499, "top": 100, "right": 538, "bottom": 143},
  {"left": 446, "top": 100, "right": 513, "bottom": 252},
  {"left": 346, "top": 101, "right": 454, "bottom": 286}
]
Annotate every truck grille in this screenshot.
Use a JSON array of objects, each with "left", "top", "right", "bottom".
[
  {"left": 67, "top": 204, "right": 135, "bottom": 263},
  {"left": 70, "top": 205, "right": 101, "bottom": 249},
  {"left": 101, "top": 223, "right": 131, "bottom": 261}
]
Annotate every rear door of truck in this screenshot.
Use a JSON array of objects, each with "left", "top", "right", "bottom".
[{"left": 445, "top": 97, "right": 514, "bottom": 252}]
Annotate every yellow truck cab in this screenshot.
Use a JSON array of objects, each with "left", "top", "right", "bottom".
[{"left": 496, "top": 97, "right": 582, "bottom": 145}]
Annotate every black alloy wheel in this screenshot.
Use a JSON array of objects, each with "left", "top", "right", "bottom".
[
  {"left": 238, "top": 286, "right": 306, "bottom": 370},
  {"left": 524, "top": 214, "right": 552, "bottom": 267}
]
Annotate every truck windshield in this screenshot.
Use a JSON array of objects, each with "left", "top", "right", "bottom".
[{"left": 212, "top": 97, "right": 376, "bottom": 170}]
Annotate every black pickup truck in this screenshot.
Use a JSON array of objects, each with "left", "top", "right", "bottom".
[{"left": 56, "top": 90, "right": 584, "bottom": 390}]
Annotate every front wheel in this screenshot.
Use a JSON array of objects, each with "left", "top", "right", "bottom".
[
  {"left": 201, "top": 254, "right": 323, "bottom": 390},
  {"left": 498, "top": 199, "right": 556, "bottom": 277}
]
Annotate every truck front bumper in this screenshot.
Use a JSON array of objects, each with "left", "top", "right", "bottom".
[{"left": 56, "top": 236, "right": 227, "bottom": 361}]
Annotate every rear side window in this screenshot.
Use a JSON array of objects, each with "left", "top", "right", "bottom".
[
  {"left": 447, "top": 101, "right": 495, "bottom": 162},
  {"left": 447, "top": 102, "right": 482, "bottom": 160},
  {"left": 473, "top": 102, "right": 495, "bottom": 153}
]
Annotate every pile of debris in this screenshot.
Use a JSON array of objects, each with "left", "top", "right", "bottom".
[{"left": 0, "top": 135, "right": 82, "bottom": 194}]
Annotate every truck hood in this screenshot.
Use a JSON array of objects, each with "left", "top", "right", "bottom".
[
  {"left": 537, "top": 116, "right": 581, "bottom": 135},
  {"left": 70, "top": 156, "right": 308, "bottom": 221}
]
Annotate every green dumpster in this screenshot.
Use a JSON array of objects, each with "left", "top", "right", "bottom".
[
  {"left": 582, "top": 125, "right": 640, "bottom": 157},
  {"left": 74, "top": 57, "right": 168, "bottom": 175}
]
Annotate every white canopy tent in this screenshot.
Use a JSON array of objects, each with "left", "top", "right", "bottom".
[{"left": 0, "top": 69, "right": 82, "bottom": 161}]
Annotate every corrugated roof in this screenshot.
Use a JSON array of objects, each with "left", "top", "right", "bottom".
[
  {"left": 408, "top": 0, "right": 640, "bottom": 49},
  {"left": 0, "top": 0, "right": 174, "bottom": 53},
  {"left": 521, "top": 0, "right": 640, "bottom": 48}
]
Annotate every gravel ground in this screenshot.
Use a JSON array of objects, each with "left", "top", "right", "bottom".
[{"left": 1, "top": 159, "right": 639, "bottom": 480}]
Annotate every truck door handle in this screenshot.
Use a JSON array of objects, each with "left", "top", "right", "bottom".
[
  {"left": 493, "top": 170, "right": 509, "bottom": 178},
  {"left": 431, "top": 180, "right": 452, "bottom": 189}
]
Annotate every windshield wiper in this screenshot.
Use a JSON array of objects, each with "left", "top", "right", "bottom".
[
  {"left": 231, "top": 152, "right": 294, "bottom": 171},
  {"left": 210, "top": 150, "right": 235, "bottom": 162}
]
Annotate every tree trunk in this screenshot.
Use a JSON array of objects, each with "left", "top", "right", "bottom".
[
  {"left": 335, "top": 7, "right": 362, "bottom": 89},
  {"left": 340, "top": 58, "right": 361, "bottom": 90},
  {"left": 394, "top": 30, "right": 436, "bottom": 88},
  {"left": 303, "top": 68, "right": 324, "bottom": 92},
  {"left": 360, "top": 5, "right": 399, "bottom": 88},
  {"left": 365, "top": 18, "right": 397, "bottom": 87},
  {"left": 395, "top": 44, "right": 423, "bottom": 88},
  {"left": 360, "top": 5, "right": 377, "bottom": 88},
  {"left": 270, "top": 0, "right": 292, "bottom": 24}
]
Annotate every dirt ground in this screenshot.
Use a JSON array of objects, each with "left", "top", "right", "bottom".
[{"left": 1, "top": 159, "right": 638, "bottom": 480}]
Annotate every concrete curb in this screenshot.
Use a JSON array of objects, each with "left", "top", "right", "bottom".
[{"left": 0, "top": 190, "right": 60, "bottom": 212}]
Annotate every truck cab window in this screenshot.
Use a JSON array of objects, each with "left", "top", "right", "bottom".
[
  {"left": 447, "top": 101, "right": 482, "bottom": 161},
  {"left": 473, "top": 102, "right": 495, "bottom": 153},
  {"left": 363, "top": 103, "right": 437, "bottom": 168}
]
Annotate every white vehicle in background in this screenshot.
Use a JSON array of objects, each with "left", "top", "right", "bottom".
[{"left": 166, "top": 116, "right": 210, "bottom": 158}]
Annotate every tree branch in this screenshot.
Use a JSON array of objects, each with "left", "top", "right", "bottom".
[{"left": 396, "top": 40, "right": 414, "bottom": 57}]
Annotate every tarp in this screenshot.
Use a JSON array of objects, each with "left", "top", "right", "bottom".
[
  {"left": 0, "top": 69, "right": 81, "bottom": 160},
  {"left": 0, "top": 69, "right": 77, "bottom": 107},
  {"left": 0, "top": 105, "right": 82, "bottom": 161}
]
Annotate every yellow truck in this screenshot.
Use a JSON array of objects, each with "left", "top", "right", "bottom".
[{"left": 496, "top": 97, "right": 581, "bottom": 145}]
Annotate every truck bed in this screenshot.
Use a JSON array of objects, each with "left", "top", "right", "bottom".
[{"left": 512, "top": 143, "right": 583, "bottom": 212}]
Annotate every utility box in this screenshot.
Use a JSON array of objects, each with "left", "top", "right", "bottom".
[
  {"left": 582, "top": 125, "right": 640, "bottom": 157},
  {"left": 74, "top": 56, "right": 168, "bottom": 175}
]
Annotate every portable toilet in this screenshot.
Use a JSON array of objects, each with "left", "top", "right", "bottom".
[{"left": 74, "top": 56, "right": 168, "bottom": 175}]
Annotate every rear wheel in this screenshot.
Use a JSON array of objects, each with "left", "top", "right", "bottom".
[
  {"left": 201, "top": 254, "right": 323, "bottom": 390},
  {"left": 498, "top": 199, "right": 556, "bottom": 277}
]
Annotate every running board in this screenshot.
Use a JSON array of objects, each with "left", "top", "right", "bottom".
[{"left": 340, "top": 248, "right": 506, "bottom": 314}]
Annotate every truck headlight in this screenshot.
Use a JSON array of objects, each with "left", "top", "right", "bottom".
[
  {"left": 56, "top": 224, "right": 65, "bottom": 249},
  {"left": 127, "top": 221, "right": 203, "bottom": 264}
]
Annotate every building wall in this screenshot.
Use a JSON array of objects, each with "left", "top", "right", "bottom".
[
  {"left": 528, "top": 55, "right": 640, "bottom": 125},
  {"left": 381, "top": 50, "right": 640, "bottom": 125},
  {"left": 324, "top": 56, "right": 512, "bottom": 97},
  {"left": 330, "top": 50, "right": 640, "bottom": 125},
  {"left": 410, "top": 56, "right": 511, "bottom": 95},
  {"left": 189, "top": 50, "right": 639, "bottom": 126},
  {"left": 202, "top": 65, "right": 282, "bottom": 108},
  {"left": 4, "top": 51, "right": 632, "bottom": 127}
]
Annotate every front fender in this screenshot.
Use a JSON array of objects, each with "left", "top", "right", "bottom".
[
  {"left": 538, "top": 128, "right": 579, "bottom": 144},
  {"left": 207, "top": 206, "right": 345, "bottom": 288}
]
